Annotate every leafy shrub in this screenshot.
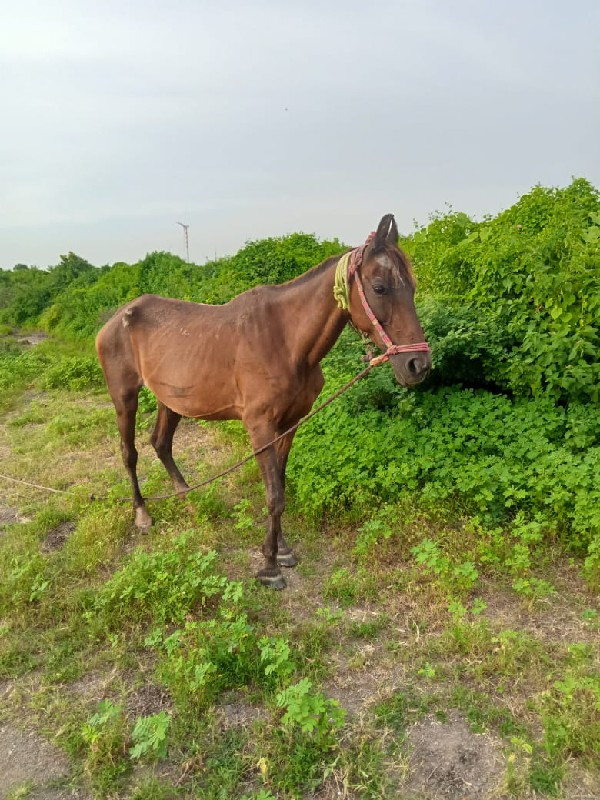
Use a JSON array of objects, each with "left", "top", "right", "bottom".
[
  {"left": 0, "top": 344, "right": 53, "bottom": 391},
  {"left": 138, "top": 386, "right": 158, "bottom": 414},
  {"left": 417, "top": 297, "right": 510, "bottom": 390},
  {"left": 2, "top": 235, "right": 345, "bottom": 339},
  {"left": 265, "top": 679, "right": 345, "bottom": 795},
  {"left": 91, "top": 533, "right": 228, "bottom": 629},
  {"left": 404, "top": 179, "right": 600, "bottom": 402},
  {"left": 288, "top": 383, "right": 600, "bottom": 563},
  {"left": 152, "top": 592, "right": 297, "bottom": 710},
  {"left": 43, "top": 356, "right": 104, "bottom": 390}
]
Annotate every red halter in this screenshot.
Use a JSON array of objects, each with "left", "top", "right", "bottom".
[{"left": 346, "top": 234, "right": 430, "bottom": 367}]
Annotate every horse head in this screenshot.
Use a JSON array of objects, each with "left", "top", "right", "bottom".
[{"left": 348, "top": 214, "right": 431, "bottom": 387}]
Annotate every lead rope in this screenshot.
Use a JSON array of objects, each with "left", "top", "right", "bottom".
[
  {"left": 0, "top": 361, "right": 376, "bottom": 505},
  {"left": 2, "top": 232, "right": 430, "bottom": 506}
]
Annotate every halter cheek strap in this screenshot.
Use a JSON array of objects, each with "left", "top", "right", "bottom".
[{"left": 339, "top": 233, "right": 430, "bottom": 367}]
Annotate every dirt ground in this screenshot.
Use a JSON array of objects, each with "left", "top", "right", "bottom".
[
  {"left": 0, "top": 720, "right": 71, "bottom": 800},
  {"left": 403, "top": 711, "right": 505, "bottom": 800}
]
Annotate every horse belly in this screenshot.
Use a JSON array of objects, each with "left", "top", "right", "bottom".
[
  {"left": 140, "top": 346, "right": 240, "bottom": 420},
  {"left": 148, "top": 382, "right": 240, "bottom": 420}
]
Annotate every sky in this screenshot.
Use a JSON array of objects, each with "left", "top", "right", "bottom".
[{"left": 1, "top": 0, "right": 599, "bottom": 268}]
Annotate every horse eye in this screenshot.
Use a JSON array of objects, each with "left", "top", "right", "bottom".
[{"left": 373, "top": 284, "right": 387, "bottom": 295}]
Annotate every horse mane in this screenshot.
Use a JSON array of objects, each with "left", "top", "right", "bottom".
[
  {"left": 280, "top": 253, "right": 344, "bottom": 287},
  {"left": 278, "top": 244, "right": 416, "bottom": 291}
]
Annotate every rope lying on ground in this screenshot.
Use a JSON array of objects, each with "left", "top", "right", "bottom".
[{"left": 1, "top": 362, "right": 376, "bottom": 506}]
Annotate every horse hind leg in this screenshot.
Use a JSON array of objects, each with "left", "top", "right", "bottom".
[
  {"left": 150, "top": 403, "right": 189, "bottom": 498},
  {"left": 114, "top": 389, "right": 152, "bottom": 529}
]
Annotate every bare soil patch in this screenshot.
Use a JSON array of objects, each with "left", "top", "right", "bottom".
[
  {"left": 0, "top": 723, "right": 69, "bottom": 800},
  {"left": 326, "top": 644, "right": 407, "bottom": 717},
  {"left": 15, "top": 332, "right": 48, "bottom": 347},
  {"left": 402, "top": 710, "right": 505, "bottom": 800},
  {"left": 481, "top": 573, "right": 600, "bottom": 647},
  {"left": 41, "top": 521, "right": 76, "bottom": 553},
  {"left": 0, "top": 506, "right": 19, "bottom": 527},
  {"left": 126, "top": 683, "right": 172, "bottom": 720},
  {"left": 67, "top": 669, "right": 119, "bottom": 705},
  {"left": 216, "top": 694, "right": 269, "bottom": 730},
  {"left": 561, "top": 764, "right": 600, "bottom": 800},
  {"left": 26, "top": 789, "right": 91, "bottom": 800}
]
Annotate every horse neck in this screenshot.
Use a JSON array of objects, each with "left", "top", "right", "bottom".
[{"left": 282, "top": 255, "right": 349, "bottom": 367}]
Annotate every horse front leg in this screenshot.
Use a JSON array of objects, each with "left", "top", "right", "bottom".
[
  {"left": 247, "top": 423, "right": 287, "bottom": 590},
  {"left": 274, "top": 430, "right": 298, "bottom": 568}
]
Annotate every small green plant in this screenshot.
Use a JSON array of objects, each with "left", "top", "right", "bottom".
[
  {"left": 323, "top": 566, "right": 377, "bottom": 607},
  {"left": 81, "top": 700, "right": 129, "bottom": 791},
  {"left": 541, "top": 670, "right": 600, "bottom": 763},
  {"left": 259, "top": 636, "right": 295, "bottom": 687},
  {"left": 374, "top": 687, "right": 434, "bottom": 734},
  {"left": 348, "top": 615, "right": 388, "bottom": 640},
  {"left": 417, "top": 662, "right": 436, "bottom": 678},
  {"left": 412, "top": 538, "right": 479, "bottom": 594},
  {"left": 353, "top": 516, "right": 393, "bottom": 561},
  {"left": 232, "top": 498, "right": 256, "bottom": 541},
  {"left": 264, "top": 679, "right": 346, "bottom": 795},
  {"left": 154, "top": 606, "right": 290, "bottom": 710},
  {"left": 512, "top": 576, "right": 555, "bottom": 600},
  {"left": 528, "top": 759, "right": 563, "bottom": 796},
  {"left": 584, "top": 534, "right": 600, "bottom": 588},
  {"left": 276, "top": 678, "right": 345, "bottom": 734},
  {"left": 129, "top": 711, "right": 171, "bottom": 761}
]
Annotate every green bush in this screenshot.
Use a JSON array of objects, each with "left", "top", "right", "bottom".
[
  {"left": 404, "top": 179, "right": 600, "bottom": 402},
  {"left": 90, "top": 533, "right": 228, "bottom": 629},
  {"left": 152, "top": 606, "right": 298, "bottom": 710},
  {"left": 43, "top": 356, "right": 104, "bottom": 390},
  {"left": 287, "top": 380, "right": 600, "bottom": 562}
]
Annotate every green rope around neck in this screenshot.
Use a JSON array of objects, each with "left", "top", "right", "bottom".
[{"left": 333, "top": 251, "right": 352, "bottom": 310}]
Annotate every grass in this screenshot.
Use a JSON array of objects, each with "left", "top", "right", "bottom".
[{"left": 1, "top": 379, "right": 599, "bottom": 799}]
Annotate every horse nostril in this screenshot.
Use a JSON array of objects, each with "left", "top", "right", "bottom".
[{"left": 407, "top": 357, "right": 419, "bottom": 376}]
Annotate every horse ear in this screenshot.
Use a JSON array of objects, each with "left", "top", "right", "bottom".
[{"left": 373, "top": 214, "right": 398, "bottom": 250}]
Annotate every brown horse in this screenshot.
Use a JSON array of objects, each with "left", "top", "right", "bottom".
[{"left": 96, "top": 214, "right": 431, "bottom": 588}]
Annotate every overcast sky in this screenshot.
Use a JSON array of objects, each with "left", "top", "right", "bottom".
[{"left": 1, "top": 0, "right": 599, "bottom": 268}]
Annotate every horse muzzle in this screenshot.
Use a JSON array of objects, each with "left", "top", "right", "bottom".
[{"left": 390, "top": 351, "right": 432, "bottom": 387}]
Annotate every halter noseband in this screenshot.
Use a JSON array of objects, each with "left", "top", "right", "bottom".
[{"left": 335, "top": 233, "right": 430, "bottom": 367}]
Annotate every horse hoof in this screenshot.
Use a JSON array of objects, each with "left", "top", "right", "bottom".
[
  {"left": 277, "top": 551, "right": 298, "bottom": 568},
  {"left": 256, "top": 571, "right": 287, "bottom": 590},
  {"left": 134, "top": 507, "right": 153, "bottom": 529}
]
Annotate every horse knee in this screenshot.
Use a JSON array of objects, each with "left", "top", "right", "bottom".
[
  {"left": 121, "top": 442, "right": 138, "bottom": 470},
  {"left": 153, "top": 440, "right": 169, "bottom": 460},
  {"left": 268, "top": 491, "right": 285, "bottom": 518}
]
